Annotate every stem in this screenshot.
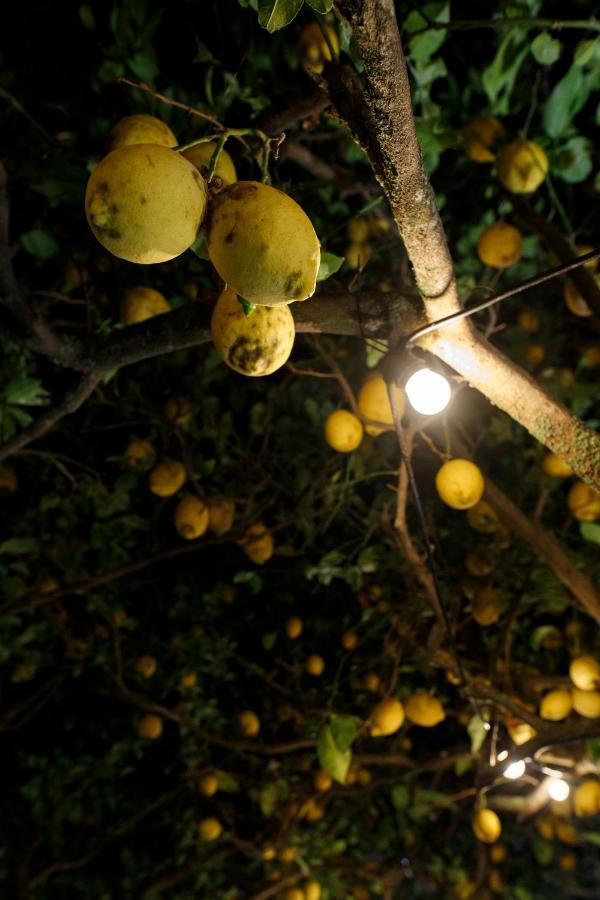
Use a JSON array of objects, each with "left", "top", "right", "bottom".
[{"left": 206, "top": 135, "right": 227, "bottom": 182}]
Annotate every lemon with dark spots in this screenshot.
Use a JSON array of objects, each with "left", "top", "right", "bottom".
[
  {"left": 182, "top": 141, "right": 237, "bottom": 185},
  {"left": 85, "top": 144, "right": 207, "bottom": 263},
  {"left": 206, "top": 181, "right": 320, "bottom": 305},
  {"left": 120, "top": 286, "right": 171, "bottom": 325},
  {"left": 498, "top": 138, "right": 548, "bottom": 194},
  {"left": 211, "top": 288, "right": 295, "bottom": 376},
  {"left": 477, "top": 222, "right": 523, "bottom": 268},
  {"left": 107, "top": 114, "right": 177, "bottom": 151},
  {"left": 463, "top": 116, "right": 504, "bottom": 163}
]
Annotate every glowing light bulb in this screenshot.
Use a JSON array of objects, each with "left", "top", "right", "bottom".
[
  {"left": 497, "top": 750, "right": 509, "bottom": 762},
  {"left": 503, "top": 759, "right": 525, "bottom": 780},
  {"left": 405, "top": 368, "right": 451, "bottom": 415},
  {"left": 547, "top": 777, "right": 570, "bottom": 801}
]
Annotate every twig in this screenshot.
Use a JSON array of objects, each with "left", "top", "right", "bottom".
[{"left": 117, "top": 78, "right": 222, "bottom": 127}]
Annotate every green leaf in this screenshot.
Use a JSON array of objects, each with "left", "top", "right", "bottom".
[
  {"left": 78, "top": 4, "right": 95, "bottom": 29},
  {"left": 553, "top": 136, "right": 593, "bottom": 183},
  {"left": 580, "top": 522, "right": 600, "bottom": 545},
  {"left": 316, "top": 251, "right": 344, "bottom": 282},
  {"left": 216, "top": 771, "right": 240, "bottom": 792},
  {"left": 530, "top": 32, "right": 562, "bottom": 66},
  {"left": 391, "top": 784, "right": 410, "bottom": 809},
  {"left": 239, "top": 298, "right": 256, "bottom": 316},
  {"left": 305, "top": 0, "right": 333, "bottom": 12},
  {"left": 543, "top": 64, "right": 586, "bottom": 138},
  {"left": 467, "top": 714, "right": 488, "bottom": 753},
  {"left": 20, "top": 229, "right": 60, "bottom": 260},
  {"left": 189, "top": 234, "right": 210, "bottom": 260},
  {"left": 482, "top": 32, "right": 529, "bottom": 115},
  {"left": 580, "top": 831, "right": 600, "bottom": 847},
  {"left": 404, "top": 3, "right": 450, "bottom": 66},
  {"left": 257, "top": 0, "right": 303, "bottom": 32},
  {"left": 317, "top": 714, "right": 360, "bottom": 784},
  {"left": 574, "top": 37, "right": 600, "bottom": 67},
  {"left": 4, "top": 377, "right": 49, "bottom": 406},
  {"left": 0, "top": 538, "right": 40, "bottom": 556}
]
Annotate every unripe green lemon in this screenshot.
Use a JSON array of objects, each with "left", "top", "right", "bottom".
[{"left": 211, "top": 288, "right": 295, "bottom": 376}]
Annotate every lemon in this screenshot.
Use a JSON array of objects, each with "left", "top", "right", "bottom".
[
  {"left": 517, "top": 309, "right": 540, "bottom": 332},
  {"left": 137, "top": 714, "right": 163, "bottom": 739},
  {"left": 477, "top": 222, "right": 523, "bottom": 268},
  {"left": 358, "top": 375, "right": 404, "bottom": 435},
  {"left": 284, "top": 891, "right": 304, "bottom": 900},
  {"left": 463, "top": 116, "right": 504, "bottom": 163},
  {"left": 559, "top": 852, "right": 576, "bottom": 872},
  {"left": 199, "top": 773, "right": 219, "bottom": 797},
  {"left": 180, "top": 672, "right": 198, "bottom": 690},
  {"left": 555, "top": 819, "right": 577, "bottom": 845},
  {"left": 279, "top": 846, "right": 296, "bottom": 863},
  {"left": 238, "top": 710, "right": 260, "bottom": 736},
  {"left": 286, "top": 616, "right": 303, "bottom": 640},
  {"left": 198, "top": 817, "right": 222, "bottom": 841},
  {"left": 124, "top": 438, "right": 155, "bottom": 471},
  {"left": 569, "top": 655, "right": 600, "bottom": 691},
  {"left": 490, "top": 844, "right": 507, "bottom": 863},
  {"left": 583, "top": 346, "right": 600, "bottom": 367},
  {"left": 324, "top": 409, "right": 364, "bottom": 452},
  {"left": 0, "top": 466, "right": 18, "bottom": 494},
  {"left": 304, "top": 880, "right": 322, "bottom": 900},
  {"left": 299, "top": 21, "right": 340, "bottom": 73},
  {"left": 572, "top": 689, "right": 600, "bottom": 718},
  {"left": 473, "top": 808, "right": 501, "bottom": 843},
  {"left": 540, "top": 689, "right": 572, "bottom": 721},
  {"left": 345, "top": 241, "right": 372, "bottom": 269},
  {"left": 466, "top": 549, "right": 494, "bottom": 577},
  {"left": 301, "top": 798, "right": 325, "bottom": 821},
  {"left": 306, "top": 655, "right": 325, "bottom": 676},
  {"left": 239, "top": 523, "right": 274, "bottom": 564},
  {"left": 564, "top": 279, "right": 592, "bottom": 317},
  {"left": 525, "top": 344, "right": 545, "bottom": 366},
  {"left": 542, "top": 453, "right": 573, "bottom": 478},
  {"left": 120, "top": 286, "right": 171, "bottom": 325},
  {"left": 573, "top": 780, "right": 600, "bottom": 816},
  {"left": 341, "top": 631, "right": 358, "bottom": 650},
  {"left": 466, "top": 500, "right": 499, "bottom": 533},
  {"left": 135, "top": 655, "right": 157, "bottom": 678},
  {"left": 211, "top": 288, "right": 295, "bottom": 376},
  {"left": 206, "top": 181, "right": 320, "bottom": 305},
  {"left": 149, "top": 461, "right": 187, "bottom": 497},
  {"left": 164, "top": 396, "right": 193, "bottom": 427},
  {"left": 262, "top": 843, "right": 277, "bottom": 860},
  {"left": 498, "top": 139, "right": 549, "bottom": 194},
  {"left": 85, "top": 144, "right": 207, "bottom": 263},
  {"left": 174, "top": 495, "right": 209, "bottom": 540},
  {"left": 107, "top": 114, "right": 177, "bottom": 151},
  {"left": 535, "top": 815, "right": 555, "bottom": 840},
  {"left": 346, "top": 217, "right": 370, "bottom": 242},
  {"left": 435, "top": 459, "right": 485, "bottom": 510},
  {"left": 404, "top": 692, "right": 445, "bottom": 727},
  {"left": 568, "top": 482, "right": 600, "bottom": 522},
  {"left": 207, "top": 496, "right": 236, "bottom": 535},
  {"left": 364, "top": 672, "right": 381, "bottom": 693},
  {"left": 313, "top": 769, "right": 333, "bottom": 792},
  {"left": 182, "top": 140, "right": 237, "bottom": 185},
  {"left": 369, "top": 697, "right": 405, "bottom": 736},
  {"left": 472, "top": 586, "right": 502, "bottom": 626}
]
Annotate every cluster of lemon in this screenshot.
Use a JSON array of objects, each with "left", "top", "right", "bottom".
[
  {"left": 368, "top": 691, "right": 445, "bottom": 737},
  {"left": 344, "top": 214, "right": 391, "bottom": 271},
  {"left": 539, "top": 655, "right": 600, "bottom": 721},
  {"left": 323, "top": 373, "right": 404, "bottom": 453},
  {"left": 542, "top": 452, "right": 600, "bottom": 522}
]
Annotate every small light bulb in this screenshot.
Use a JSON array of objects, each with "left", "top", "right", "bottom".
[
  {"left": 497, "top": 750, "right": 509, "bottom": 762},
  {"left": 503, "top": 759, "right": 525, "bottom": 780},
  {"left": 405, "top": 368, "right": 451, "bottom": 416},
  {"left": 547, "top": 777, "right": 570, "bottom": 801}
]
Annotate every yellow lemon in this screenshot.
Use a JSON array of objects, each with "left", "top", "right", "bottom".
[
  {"left": 555, "top": 819, "right": 577, "bottom": 845},
  {"left": 180, "top": 672, "right": 198, "bottom": 690},
  {"left": 517, "top": 309, "right": 540, "bottom": 332},
  {"left": 466, "top": 549, "right": 495, "bottom": 577},
  {"left": 324, "top": 409, "right": 364, "bottom": 452},
  {"left": 535, "top": 814, "right": 555, "bottom": 840},
  {"left": 525, "top": 344, "right": 545, "bottom": 366},
  {"left": 182, "top": 140, "right": 237, "bottom": 185},
  {"left": 540, "top": 689, "right": 572, "bottom": 721},
  {"left": 364, "top": 672, "right": 381, "bottom": 693},
  {"left": 435, "top": 459, "right": 485, "bottom": 510},
  {"left": 164, "top": 396, "right": 193, "bottom": 427},
  {"left": 570, "top": 656, "right": 600, "bottom": 691},
  {"left": 107, "top": 113, "right": 177, "bottom": 151},
  {"left": 299, "top": 22, "right": 340, "bottom": 73},
  {"left": 120, "top": 286, "right": 171, "bottom": 325},
  {"left": 286, "top": 616, "right": 303, "bottom": 640},
  {"left": 568, "top": 482, "right": 600, "bottom": 522},
  {"left": 279, "top": 846, "right": 296, "bottom": 863},
  {"left": 506, "top": 719, "right": 536, "bottom": 746},
  {"left": 207, "top": 496, "right": 236, "bottom": 535},
  {"left": 564, "top": 279, "right": 592, "bottom": 317},
  {"left": 477, "top": 222, "right": 523, "bottom": 268},
  {"left": 211, "top": 288, "right": 295, "bottom": 376},
  {"left": 490, "top": 844, "right": 507, "bottom": 863},
  {"left": 124, "top": 438, "right": 155, "bottom": 471},
  {"left": 498, "top": 139, "right": 549, "bottom": 194},
  {"left": 137, "top": 714, "right": 163, "bottom": 739},
  {"left": 262, "top": 843, "right": 277, "bottom": 860},
  {"left": 473, "top": 808, "right": 501, "bottom": 843},
  {"left": 341, "top": 631, "right": 358, "bottom": 651},
  {"left": 572, "top": 689, "right": 600, "bottom": 718},
  {"left": 238, "top": 710, "right": 260, "bottom": 737},
  {"left": 559, "top": 852, "right": 576, "bottom": 872},
  {"left": 346, "top": 217, "right": 371, "bottom": 242},
  {"left": 301, "top": 798, "right": 325, "bottom": 821},
  {"left": 284, "top": 890, "right": 304, "bottom": 900},
  {"left": 573, "top": 780, "right": 600, "bottom": 817},
  {"left": 345, "top": 241, "right": 373, "bottom": 270},
  {"left": 472, "top": 586, "right": 502, "bottom": 626},
  {"left": 583, "top": 346, "right": 600, "bottom": 367},
  {"left": 206, "top": 181, "right": 320, "bottom": 305},
  {"left": 198, "top": 817, "right": 222, "bottom": 841},
  {"left": 149, "top": 461, "right": 187, "bottom": 497},
  {"left": 306, "top": 655, "right": 325, "bottom": 676},
  {"left": 239, "top": 523, "right": 274, "bottom": 564},
  {"left": 0, "top": 466, "right": 18, "bottom": 494},
  {"left": 464, "top": 116, "right": 504, "bottom": 163},
  {"left": 174, "top": 495, "right": 209, "bottom": 540},
  {"left": 466, "top": 500, "right": 499, "bottom": 533},
  {"left": 313, "top": 769, "right": 333, "bottom": 792},
  {"left": 369, "top": 697, "right": 405, "bottom": 737},
  {"left": 135, "top": 655, "right": 157, "bottom": 678},
  {"left": 304, "top": 880, "right": 322, "bottom": 900},
  {"left": 542, "top": 453, "right": 573, "bottom": 478},
  {"left": 404, "top": 692, "right": 445, "bottom": 727},
  {"left": 199, "top": 773, "right": 219, "bottom": 797},
  {"left": 358, "top": 375, "right": 404, "bottom": 435},
  {"left": 85, "top": 144, "right": 207, "bottom": 263}
]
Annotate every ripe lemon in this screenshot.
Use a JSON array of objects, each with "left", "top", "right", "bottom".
[
  {"left": 149, "top": 461, "right": 187, "bottom": 497},
  {"left": 345, "top": 241, "right": 373, "bottom": 270},
  {"left": 238, "top": 710, "right": 260, "bottom": 736},
  {"left": 85, "top": 144, "right": 207, "bottom": 263},
  {"left": 369, "top": 697, "right": 405, "bottom": 737},
  {"left": 239, "top": 523, "right": 274, "bottom": 564},
  {"left": 120, "top": 286, "right": 171, "bottom": 325},
  {"left": 568, "top": 482, "right": 600, "bottom": 522},
  {"left": 164, "top": 396, "right": 193, "bottom": 427},
  {"left": 180, "top": 672, "right": 198, "bottom": 690},
  {"left": 107, "top": 114, "right": 177, "bottom": 151},
  {"left": 466, "top": 500, "right": 499, "bottom": 533},
  {"left": 572, "top": 689, "right": 600, "bottom": 718},
  {"left": 135, "top": 655, "right": 157, "bottom": 678},
  {"left": 207, "top": 496, "right": 236, "bottom": 535},
  {"left": 464, "top": 116, "right": 504, "bottom": 163},
  {"left": 182, "top": 140, "right": 237, "bottom": 185},
  {"left": 304, "top": 880, "right": 322, "bottom": 900},
  {"left": 564, "top": 280, "right": 592, "bottom": 317},
  {"left": 324, "top": 409, "right": 364, "bottom": 452},
  {"left": 498, "top": 139, "right": 549, "bottom": 194},
  {"left": 279, "top": 846, "right": 296, "bottom": 863},
  {"left": 559, "top": 852, "right": 576, "bottom": 872},
  {"left": 284, "top": 890, "right": 304, "bottom": 900},
  {"left": 198, "top": 817, "right": 222, "bottom": 841},
  {"left": 357, "top": 375, "right": 404, "bottom": 435},
  {"left": 364, "top": 671, "right": 381, "bottom": 693},
  {"left": 0, "top": 466, "right": 18, "bottom": 494},
  {"left": 301, "top": 798, "right": 325, "bottom": 821},
  {"left": 262, "top": 843, "right": 277, "bottom": 860},
  {"left": 306, "top": 655, "right": 325, "bottom": 676},
  {"left": 506, "top": 719, "right": 536, "bottom": 746},
  {"left": 540, "top": 689, "right": 572, "bottom": 721},
  {"left": 477, "top": 222, "right": 523, "bottom": 268},
  {"left": 555, "top": 819, "right": 577, "bottom": 845},
  {"left": 404, "top": 692, "right": 445, "bottom": 727},
  {"left": 490, "top": 844, "right": 507, "bottom": 863},
  {"left": 473, "top": 808, "right": 501, "bottom": 843},
  {"left": 583, "top": 346, "right": 600, "bottom": 367},
  {"left": 346, "top": 217, "right": 370, "bottom": 242},
  {"left": 299, "top": 21, "right": 340, "bottom": 73},
  {"left": 206, "top": 181, "right": 320, "bottom": 305},
  {"left": 286, "top": 616, "right": 303, "bottom": 640},
  {"left": 472, "top": 586, "right": 502, "bottom": 626},
  {"left": 525, "top": 344, "right": 545, "bottom": 366},
  {"left": 569, "top": 655, "right": 600, "bottom": 691},
  {"left": 313, "top": 769, "right": 333, "bottom": 792},
  {"left": 573, "top": 780, "right": 600, "bottom": 816},
  {"left": 174, "top": 495, "right": 209, "bottom": 540},
  {"left": 517, "top": 309, "right": 540, "bottom": 332},
  {"left": 341, "top": 631, "right": 358, "bottom": 651},
  {"left": 466, "top": 549, "right": 494, "bottom": 577},
  {"left": 435, "top": 459, "right": 485, "bottom": 510},
  {"left": 542, "top": 453, "right": 573, "bottom": 478},
  {"left": 211, "top": 288, "right": 295, "bottom": 376},
  {"left": 199, "top": 773, "right": 219, "bottom": 797},
  {"left": 137, "top": 714, "right": 163, "bottom": 739},
  {"left": 123, "top": 438, "right": 155, "bottom": 471}
]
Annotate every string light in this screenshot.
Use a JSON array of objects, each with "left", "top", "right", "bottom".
[
  {"left": 504, "top": 759, "right": 526, "bottom": 780},
  {"left": 547, "top": 776, "right": 570, "bottom": 801},
  {"left": 405, "top": 367, "right": 451, "bottom": 415},
  {"left": 497, "top": 750, "right": 509, "bottom": 762}
]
